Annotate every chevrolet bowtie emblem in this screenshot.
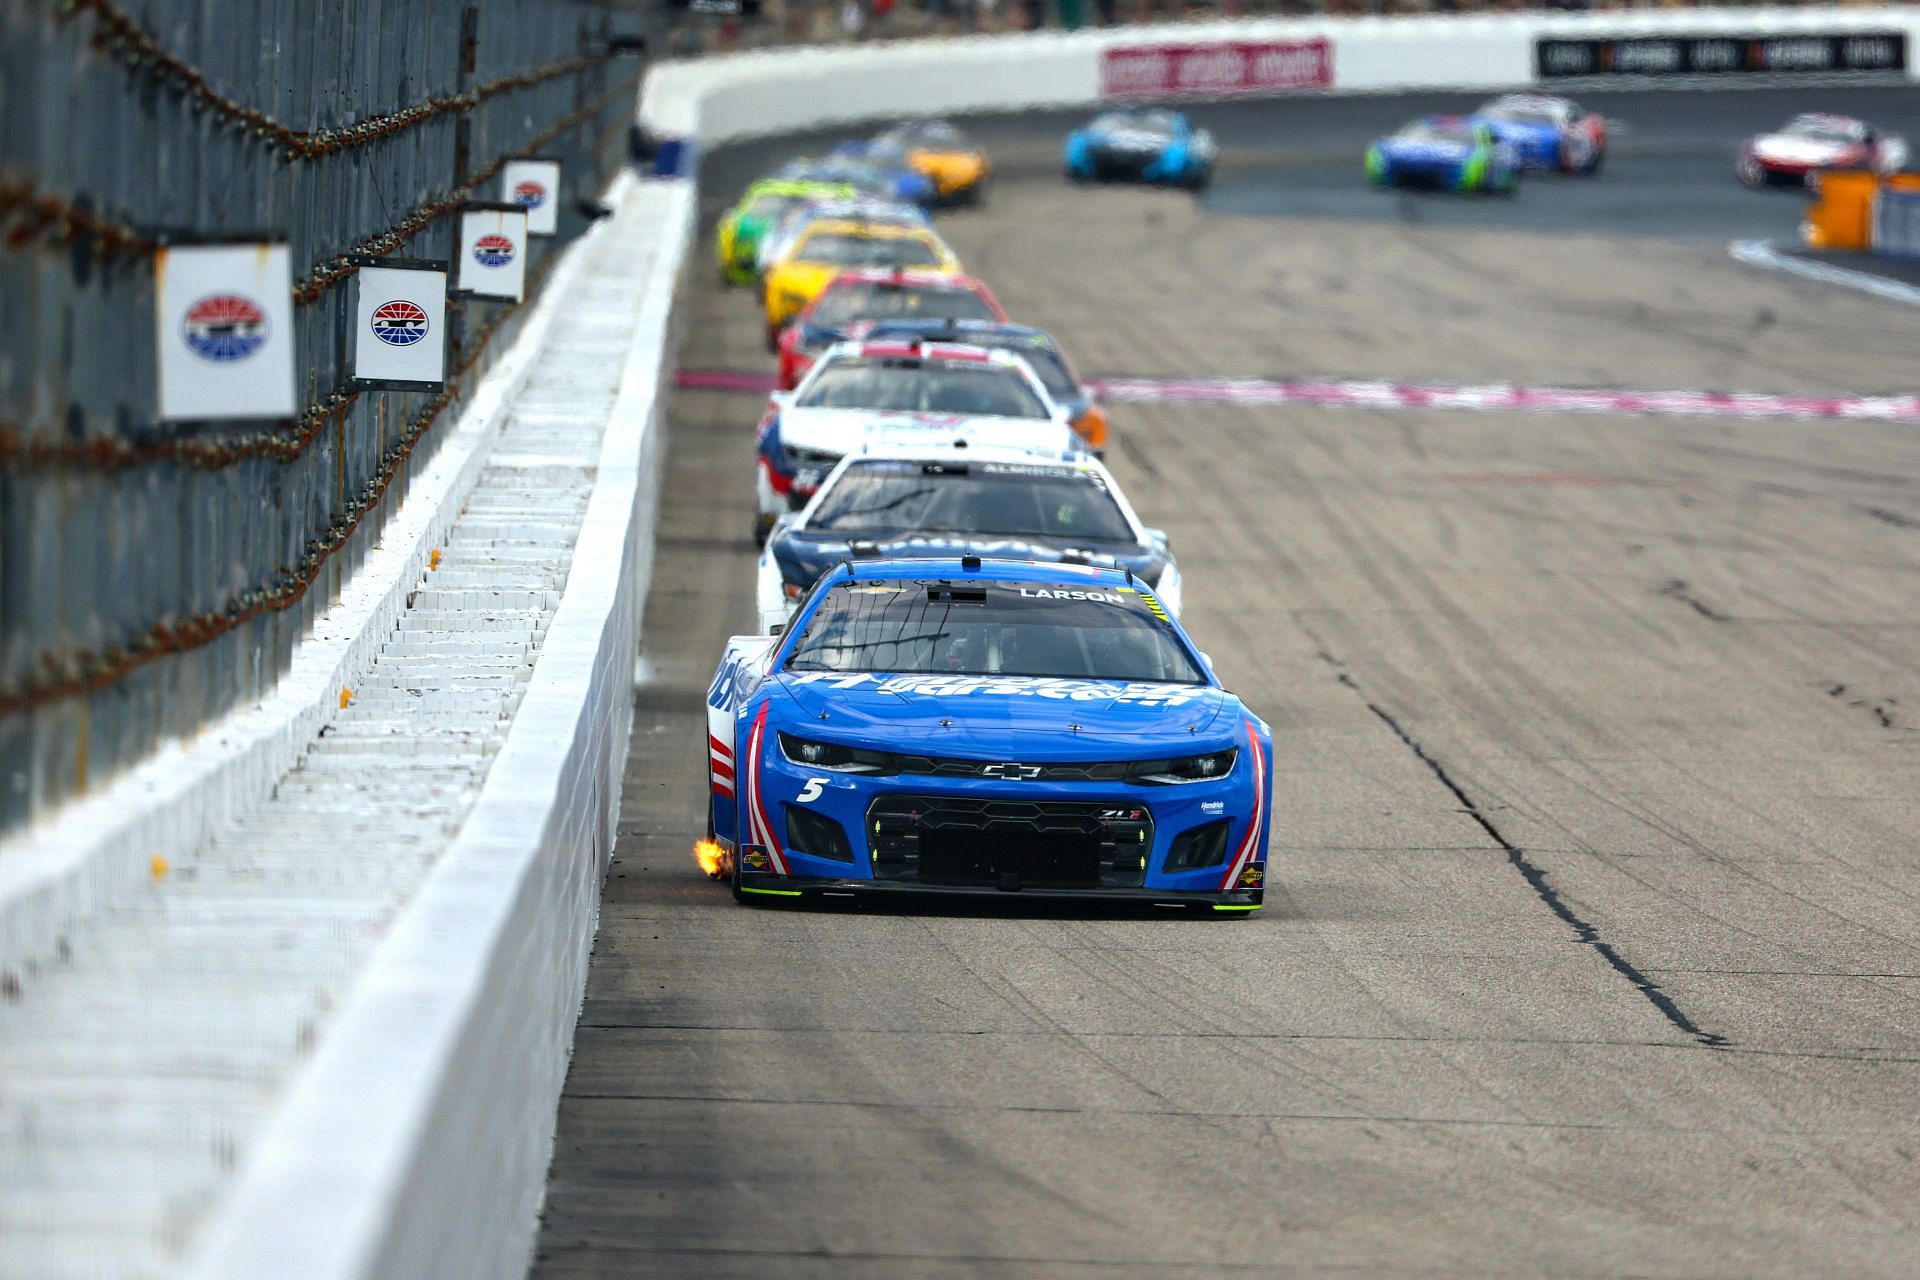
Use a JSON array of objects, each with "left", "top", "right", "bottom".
[{"left": 979, "top": 763, "right": 1044, "bottom": 779}]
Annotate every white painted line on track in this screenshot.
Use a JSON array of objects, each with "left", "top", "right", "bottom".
[
  {"left": 1087, "top": 375, "right": 1920, "bottom": 424},
  {"left": 1730, "top": 238, "right": 1920, "bottom": 309}
]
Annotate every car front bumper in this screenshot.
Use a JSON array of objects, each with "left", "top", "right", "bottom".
[{"left": 737, "top": 869, "right": 1263, "bottom": 911}]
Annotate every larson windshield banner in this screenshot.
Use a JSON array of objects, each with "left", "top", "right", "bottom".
[
  {"left": 1101, "top": 39, "right": 1332, "bottom": 99},
  {"left": 1537, "top": 32, "right": 1906, "bottom": 79}
]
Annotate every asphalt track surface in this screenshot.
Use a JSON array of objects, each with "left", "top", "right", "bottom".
[{"left": 531, "top": 87, "right": 1920, "bottom": 1278}]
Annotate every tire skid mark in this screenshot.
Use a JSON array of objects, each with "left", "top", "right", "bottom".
[{"left": 1325, "top": 663, "right": 1729, "bottom": 1050}]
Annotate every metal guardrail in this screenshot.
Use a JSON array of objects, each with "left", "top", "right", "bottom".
[{"left": 0, "top": 0, "right": 650, "bottom": 832}]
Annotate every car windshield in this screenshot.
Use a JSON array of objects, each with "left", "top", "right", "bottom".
[
  {"left": 785, "top": 580, "right": 1202, "bottom": 682},
  {"left": 744, "top": 193, "right": 804, "bottom": 222},
  {"left": 1484, "top": 101, "right": 1557, "bottom": 125},
  {"left": 1092, "top": 111, "right": 1175, "bottom": 136},
  {"left": 1785, "top": 117, "right": 1859, "bottom": 144},
  {"left": 809, "top": 461, "right": 1135, "bottom": 541},
  {"left": 811, "top": 283, "right": 999, "bottom": 326},
  {"left": 1401, "top": 120, "right": 1476, "bottom": 144},
  {"left": 795, "top": 233, "right": 943, "bottom": 268},
  {"left": 797, "top": 357, "right": 1049, "bottom": 418}
]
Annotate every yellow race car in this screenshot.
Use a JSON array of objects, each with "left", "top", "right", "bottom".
[
  {"left": 760, "top": 220, "right": 961, "bottom": 348},
  {"left": 869, "top": 120, "right": 992, "bottom": 205}
]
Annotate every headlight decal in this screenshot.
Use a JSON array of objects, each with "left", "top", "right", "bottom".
[
  {"left": 744, "top": 706, "right": 789, "bottom": 875},
  {"left": 1217, "top": 721, "right": 1267, "bottom": 892}
]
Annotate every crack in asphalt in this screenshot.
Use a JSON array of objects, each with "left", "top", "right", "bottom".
[
  {"left": 1328, "top": 669, "right": 1729, "bottom": 1050},
  {"left": 1658, "top": 577, "right": 1732, "bottom": 622}
]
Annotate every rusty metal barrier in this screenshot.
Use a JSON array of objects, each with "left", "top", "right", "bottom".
[{"left": 0, "top": 0, "right": 651, "bottom": 831}]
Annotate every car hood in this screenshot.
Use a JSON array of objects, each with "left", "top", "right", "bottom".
[
  {"left": 1380, "top": 139, "right": 1473, "bottom": 163},
  {"left": 778, "top": 407, "right": 1074, "bottom": 455},
  {"left": 774, "top": 531, "right": 1164, "bottom": 590},
  {"left": 771, "top": 672, "right": 1232, "bottom": 753}
]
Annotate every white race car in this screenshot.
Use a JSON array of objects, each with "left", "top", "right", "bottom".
[
  {"left": 1738, "top": 113, "right": 1908, "bottom": 188},
  {"left": 751, "top": 338, "right": 1083, "bottom": 544},
  {"left": 756, "top": 440, "right": 1180, "bottom": 634}
]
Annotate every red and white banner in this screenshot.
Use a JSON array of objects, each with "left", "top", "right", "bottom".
[{"left": 1100, "top": 39, "right": 1332, "bottom": 99}]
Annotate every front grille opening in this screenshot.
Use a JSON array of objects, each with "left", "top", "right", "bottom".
[
  {"left": 1164, "top": 819, "right": 1230, "bottom": 872},
  {"left": 869, "top": 796, "right": 1150, "bottom": 890},
  {"left": 785, "top": 804, "right": 853, "bottom": 862}
]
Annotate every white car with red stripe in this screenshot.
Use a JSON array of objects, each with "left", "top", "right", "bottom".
[
  {"left": 752, "top": 339, "right": 1082, "bottom": 544},
  {"left": 702, "top": 556, "right": 1272, "bottom": 912},
  {"left": 1738, "top": 113, "right": 1908, "bottom": 187}
]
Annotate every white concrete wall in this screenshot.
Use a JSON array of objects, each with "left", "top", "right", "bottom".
[{"left": 643, "top": 7, "right": 1920, "bottom": 144}]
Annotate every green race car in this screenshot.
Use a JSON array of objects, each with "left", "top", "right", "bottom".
[{"left": 716, "top": 179, "right": 856, "bottom": 285}]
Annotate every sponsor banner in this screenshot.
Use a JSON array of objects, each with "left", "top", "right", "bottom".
[
  {"left": 1101, "top": 39, "right": 1332, "bottom": 99},
  {"left": 1537, "top": 32, "right": 1906, "bottom": 80},
  {"left": 155, "top": 242, "right": 296, "bottom": 422},
  {"left": 454, "top": 203, "right": 529, "bottom": 301},
  {"left": 500, "top": 159, "right": 561, "bottom": 236},
  {"left": 351, "top": 260, "right": 448, "bottom": 390}
]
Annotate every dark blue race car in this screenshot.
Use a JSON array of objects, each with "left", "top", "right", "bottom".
[
  {"left": 1366, "top": 116, "right": 1519, "bottom": 194},
  {"left": 706, "top": 557, "right": 1270, "bottom": 911},
  {"left": 1066, "top": 108, "right": 1215, "bottom": 191}
]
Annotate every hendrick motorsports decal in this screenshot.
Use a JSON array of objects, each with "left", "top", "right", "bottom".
[
  {"left": 786, "top": 673, "right": 1206, "bottom": 705},
  {"left": 1537, "top": 32, "right": 1906, "bottom": 79}
]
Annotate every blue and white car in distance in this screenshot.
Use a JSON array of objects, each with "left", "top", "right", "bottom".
[
  {"left": 706, "top": 557, "right": 1271, "bottom": 910},
  {"left": 753, "top": 339, "right": 1081, "bottom": 543},
  {"left": 1470, "top": 94, "right": 1607, "bottom": 174},
  {"left": 1066, "top": 108, "right": 1215, "bottom": 190},
  {"left": 757, "top": 440, "right": 1182, "bottom": 632},
  {"left": 1366, "top": 116, "right": 1520, "bottom": 194}
]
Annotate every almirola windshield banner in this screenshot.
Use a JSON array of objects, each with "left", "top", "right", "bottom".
[
  {"left": 351, "top": 258, "right": 449, "bottom": 391},
  {"left": 155, "top": 241, "right": 296, "bottom": 422},
  {"left": 455, "top": 203, "right": 529, "bottom": 302}
]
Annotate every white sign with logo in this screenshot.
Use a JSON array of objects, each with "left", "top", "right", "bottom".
[
  {"left": 500, "top": 159, "right": 561, "bottom": 236},
  {"left": 351, "top": 260, "right": 448, "bottom": 390},
  {"left": 155, "top": 242, "right": 296, "bottom": 421},
  {"left": 454, "top": 204, "right": 529, "bottom": 301}
]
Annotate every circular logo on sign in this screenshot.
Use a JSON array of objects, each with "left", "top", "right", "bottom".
[
  {"left": 473, "top": 234, "right": 515, "bottom": 268},
  {"left": 182, "top": 293, "right": 269, "bottom": 363},
  {"left": 371, "top": 299, "right": 430, "bottom": 347},
  {"left": 512, "top": 180, "right": 548, "bottom": 209}
]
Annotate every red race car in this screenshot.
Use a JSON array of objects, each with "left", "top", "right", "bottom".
[
  {"left": 1738, "top": 113, "right": 1909, "bottom": 188},
  {"left": 775, "top": 268, "right": 1007, "bottom": 390}
]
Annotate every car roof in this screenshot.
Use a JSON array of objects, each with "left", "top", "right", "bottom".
[
  {"left": 829, "top": 556, "right": 1141, "bottom": 588},
  {"left": 860, "top": 318, "right": 1051, "bottom": 342},
  {"left": 840, "top": 339, "right": 1011, "bottom": 364},
  {"left": 847, "top": 438, "right": 1099, "bottom": 466}
]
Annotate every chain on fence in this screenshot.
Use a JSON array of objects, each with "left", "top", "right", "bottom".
[{"left": 0, "top": 0, "right": 650, "bottom": 831}]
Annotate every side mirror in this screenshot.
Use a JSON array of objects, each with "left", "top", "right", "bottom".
[
  {"left": 769, "top": 390, "right": 794, "bottom": 408},
  {"left": 1141, "top": 527, "right": 1170, "bottom": 549},
  {"left": 769, "top": 622, "right": 787, "bottom": 637}
]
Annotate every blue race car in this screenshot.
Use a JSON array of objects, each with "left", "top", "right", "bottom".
[
  {"left": 1469, "top": 94, "right": 1606, "bottom": 175},
  {"left": 808, "top": 147, "right": 940, "bottom": 206},
  {"left": 1366, "top": 116, "right": 1519, "bottom": 194},
  {"left": 1066, "top": 108, "right": 1215, "bottom": 191},
  {"left": 706, "top": 556, "right": 1270, "bottom": 911}
]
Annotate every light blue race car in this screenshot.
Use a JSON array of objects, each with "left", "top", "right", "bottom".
[
  {"left": 705, "top": 556, "right": 1271, "bottom": 911},
  {"left": 1366, "top": 116, "right": 1520, "bottom": 194},
  {"left": 1066, "top": 108, "right": 1215, "bottom": 191}
]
